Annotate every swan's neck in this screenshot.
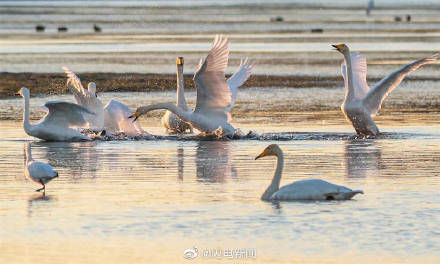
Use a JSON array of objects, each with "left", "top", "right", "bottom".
[
  {"left": 25, "top": 144, "right": 33, "bottom": 163},
  {"left": 261, "top": 150, "right": 284, "bottom": 201},
  {"left": 22, "top": 93, "right": 32, "bottom": 134},
  {"left": 139, "top": 103, "right": 192, "bottom": 122},
  {"left": 343, "top": 49, "right": 355, "bottom": 100},
  {"left": 176, "top": 65, "right": 188, "bottom": 109}
]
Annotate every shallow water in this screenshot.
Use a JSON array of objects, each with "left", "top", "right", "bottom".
[
  {"left": 1, "top": 0, "right": 440, "bottom": 74},
  {"left": 1, "top": 116, "right": 440, "bottom": 263},
  {"left": 1, "top": 0, "right": 440, "bottom": 262}
]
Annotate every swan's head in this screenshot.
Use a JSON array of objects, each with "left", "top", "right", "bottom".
[
  {"left": 176, "top": 57, "right": 184, "bottom": 66},
  {"left": 16, "top": 87, "right": 30, "bottom": 98},
  {"left": 255, "top": 144, "right": 282, "bottom": 160},
  {"left": 88, "top": 82, "right": 97, "bottom": 97},
  {"left": 128, "top": 109, "right": 140, "bottom": 121},
  {"left": 332, "top": 44, "right": 349, "bottom": 54}
]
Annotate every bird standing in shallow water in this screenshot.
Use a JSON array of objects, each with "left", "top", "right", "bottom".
[
  {"left": 161, "top": 57, "right": 193, "bottom": 134},
  {"left": 24, "top": 143, "right": 58, "bottom": 192},
  {"left": 255, "top": 144, "right": 363, "bottom": 201},
  {"left": 333, "top": 44, "right": 438, "bottom": 137}
]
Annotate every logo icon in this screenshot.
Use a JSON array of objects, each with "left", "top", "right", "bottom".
[{"left": 183, "top": 246, "right": 198, "bottom": 260}]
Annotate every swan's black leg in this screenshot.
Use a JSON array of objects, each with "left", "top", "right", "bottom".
[{"left": 36, "top": 180, "right": 45, "bottom": 192}]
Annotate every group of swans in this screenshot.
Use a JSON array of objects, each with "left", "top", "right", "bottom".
[
  {"left": 16, "top": 37, "right": 437, "bottom": 141},
  {"left": 130, "top": 35, "right": 253, "bottom": 137},
  {"left": 131, "top": 40, "right": 436, "bottom": 137},
  {"left": 24, "top": 140, "right": 362, "bottom": 201}
]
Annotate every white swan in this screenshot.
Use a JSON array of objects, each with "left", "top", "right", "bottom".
[
  {"left": 24, "top": 143, "right": 58, "bottom": 192},
  {"left": 333, "top": 44, "right": 438, "bottom": 136},
  {"left": 17, "top": 87, "right": 93, "bottom": 141},
  {"left": 63, "top": 66, "right": 104, "bottom": 131},
  {"left": 130, "top": 35, "right": 253, "bottom": 137},
  {"left": 161, "top": 57, "right": 193, "bottom": 134},
  {"left": 104, "top": 99, "right": 146, "bottom": 136},
  {"left": 255, "top": 144, "right": 363, "bottom": 201},
  {"left": 63, "top": 67, "right": 146, "bottom": 136}
]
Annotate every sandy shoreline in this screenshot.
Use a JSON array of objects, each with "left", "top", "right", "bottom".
[
  {"left": 0, "top": 72, "right": 343, "bottom": 98},
  {"left": 2, "top": 72, "right": 440, "bottom": 99}
]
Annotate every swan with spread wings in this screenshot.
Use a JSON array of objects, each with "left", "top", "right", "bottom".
[
  {"left": 333, "top": 44, "right": 438, "bottom": 136},
  {"left": 63, "top": 67, "right": 146, "bottom": 136},
  {"left": 63, "top": 67, "right": 104, "bottom": 132},
  {"left": 17, "top": 87, "right": 93, "bottom": 141},
  {"left": 130, "top": 35, "right": 253, "bottom": 137}
]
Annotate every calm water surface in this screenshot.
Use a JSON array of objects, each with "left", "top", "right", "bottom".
[
  {"left": 0, "top": 120, "right": 439, "bottom": 263},
  {"left": 1, "top": 0, "right": 440, "bottom": 262}
]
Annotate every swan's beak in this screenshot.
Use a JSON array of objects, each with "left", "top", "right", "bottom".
[
  {"left": 332, "top": 44, "right": 343, "bottom": 52},
  {"left": 15, "top": 90, "right": 22, "bottom": 96},
  {"left": 128, "top": 112, "right": 139, "bottom": 122},
  {"left": 255, "top": 149, "right": 268, "bottom": 160},
  {"left": 177, "top": 57, "right": 184, "bottom": 66}
]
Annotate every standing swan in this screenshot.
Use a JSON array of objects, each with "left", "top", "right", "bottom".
[
  {"left": 130, "top": 35, "right": 253, "bottom": 137},
  {"left": 24, "top": 143, "right": 58, "bottom": 192},
  {"left": 17, "top": 87, "right": 93, "bottom": 141},
  {"left": 161, "top": 57, "right": 193, "bottom": 134},
  {"left": 255, "top": 144, "right": 363, "bottom": 201},
  {"left": 333, "top": 44, "right": 438, "bottom": 136}
]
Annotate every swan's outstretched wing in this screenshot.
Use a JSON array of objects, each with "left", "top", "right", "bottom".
[
  {"left": 364, "top": 53, "right": 438, "bottom": 115},
  {"left": 226, "top": 58, "right": 253, "bottom": 110},
  {"left": 193, "top": 35, "right": 231, "bottom": 119},
  {"left": 42, "top": 101, "right": 94, "bottom": 128},
  {"left": 341, "top": 52, "right": 370, "bottom": 100},
  {"left": 63, "top": 67, "right": 93, "bottom": 105},
  {"left": 63, "top": 66, "right": 104, "bottom": 130}
]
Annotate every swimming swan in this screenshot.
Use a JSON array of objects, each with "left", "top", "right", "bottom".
[
  {"left": 17, "top": 87, "right": 93, "bottom": 141},
  {"left": 255, "top": 144, "right": 363, "bottom": 201},
  {"left": 24, "top": 143, "right": 58, "bottom": 192},
  {"left": 130, "top": 35, "right": 253, "bottom": 137},
  {"left": 63, "top": 67, "right": 146, "bottom": 136},
  {"left": 161, "top": 57, "right": 193, "bottom": 134},
  {"left": 333, "top": 44, "right": 438, "bottom": 136}
]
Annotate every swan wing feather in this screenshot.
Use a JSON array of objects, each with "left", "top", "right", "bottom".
[
  {"left": 193, "top": 35, "right": 232, "bottom": 119},
  {"left": 63, "top": 66, "right": 102, "bottom": 108},
  {"left": 42, "top": 101, "right": 94, "bottom": 128},
  {"left": 364, "top": 53, "right": 438, "bottom": 115},
  {"left": 271, "top": 179, "right": 359, "bottom": 200},
  {"left": 341, "top": 52, "right": 370, "bottom": 100},
  {"left": 226, "top": 57, "right": 253, "bottom": 111}
]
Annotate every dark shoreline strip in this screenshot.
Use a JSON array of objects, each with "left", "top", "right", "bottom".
[{"left": 1, "top": 72, "right": 439, "bottom": 99}]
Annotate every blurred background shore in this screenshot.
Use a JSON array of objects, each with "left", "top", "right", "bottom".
[{"left": 1, "top": 0, "right": 440, "bottom": 115}]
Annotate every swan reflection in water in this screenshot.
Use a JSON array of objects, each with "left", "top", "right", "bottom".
[
  {"left": 178, "top": 146, "right": 184, "bottom": 180},
  {"left": 344, "top": 139, "right": 382, "bottom": 178},
  {"left": 27, "top": 192, "right": 55, "bottom": 217},
  {"left": 34, "top": 141, "right": 99, "bottom": 179},
  {"left": 195, "top": 141, "right": 237, "bottom": 183}
]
